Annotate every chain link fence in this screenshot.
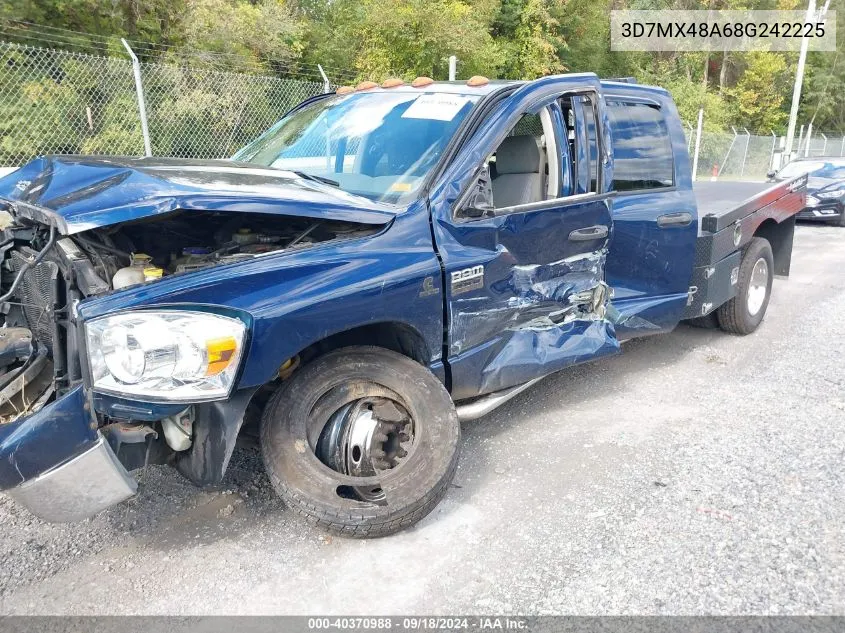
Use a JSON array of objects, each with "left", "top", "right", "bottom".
[
  {"left": 685, "top": 124, "right": 845, "bottom": 181},
  {"left": 0, "top": 40, "right": 327, "bottom": 168},
  {"left": 5, "top": 38, "right": 844, "bottom": 181}
]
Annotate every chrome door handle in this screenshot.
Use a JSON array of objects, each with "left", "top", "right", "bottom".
[
  {"left": 568, "top": 225, "right": 609, "bottom": 241},
  {"left": 657, "top": 212, "right": 693, "bottom": 227}
]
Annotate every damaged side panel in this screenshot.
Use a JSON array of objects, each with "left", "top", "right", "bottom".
[
  {"left": 426, "top": 73, "right": 622, "bottom": 401},
  {"left": 450, "top": 249, "right": 611, "bottom": 356},
  {"left": 433, "top": 193, "right": 620, "bottom": 401},
  {"left": 447, "top": 247, "right": 620, "bottom": 400}
]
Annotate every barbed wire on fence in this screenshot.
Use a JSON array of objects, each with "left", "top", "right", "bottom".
[
  {"left": 0, "top": 19, "right": 360, "bottom": 84},
  {"left": 5, "top": 29, "right": 843, "bottom": 177},
  {"left": 683, "top": 123, "right": 845, "bottom": 181}
]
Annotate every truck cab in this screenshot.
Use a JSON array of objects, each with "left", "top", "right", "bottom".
[{"left": 0, "top": 73, "right": 804, "bottom": 537}]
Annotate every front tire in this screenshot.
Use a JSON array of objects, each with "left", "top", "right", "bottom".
[
  {"left": 261, "top": 346, "right": 460, "bottom": 538},
  {"left": 717, "top": 237, "right": 774, "bottom": 335}
]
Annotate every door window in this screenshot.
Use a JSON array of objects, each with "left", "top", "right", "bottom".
[
  {"left": 487, "top": 107, "right": 558, "bottom": 211},
  {"left": 606, "top": 101, "right": 674, "bottom": 191},
  {"left": 560, "top": 95, "right": 600, "bottom": 194}
]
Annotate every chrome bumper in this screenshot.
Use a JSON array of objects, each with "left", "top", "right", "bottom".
[{"left": 7, "top": 434, "right": 136, "bottom": 522}]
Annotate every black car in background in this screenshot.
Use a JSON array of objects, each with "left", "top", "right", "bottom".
[{"left": 769, "top": 156, "right": 845, "bottom": 226}]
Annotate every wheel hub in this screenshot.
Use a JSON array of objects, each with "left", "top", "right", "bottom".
[
  {"left": 316, "top": 397, "right": 413, "bottom": 501},
  {"left": 747, "top": 256, "right": 769, "bottom": 316}
]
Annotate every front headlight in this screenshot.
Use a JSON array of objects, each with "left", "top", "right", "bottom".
[
  {"left": 815, "top": 190, "right": 844, "bottom": 200},
  {"left": 86, "top": 310, "right": 247, "bottom": 402}
]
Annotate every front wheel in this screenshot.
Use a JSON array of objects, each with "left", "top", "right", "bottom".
[
  {"left": 717, "top": 237, "right": 774, "bottom": 335},
  {"left": 261, "top": 346, "right": 460, "bottom": 538}
]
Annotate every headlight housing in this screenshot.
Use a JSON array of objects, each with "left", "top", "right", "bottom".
[
  {"left": 815, "top": 190, "right": 844, "bottom": 200},
  {"left": 86, "top": 310, "right": 247, "bottom": 402}
]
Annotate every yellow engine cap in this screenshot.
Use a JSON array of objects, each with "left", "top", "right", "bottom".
[{"left": 143, "top": 266, "right": 163, "bottom": 280}]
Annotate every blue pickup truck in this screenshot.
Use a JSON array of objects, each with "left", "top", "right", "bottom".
[{"left": 0, "top": 74, "right": 805, "bottom": 537}]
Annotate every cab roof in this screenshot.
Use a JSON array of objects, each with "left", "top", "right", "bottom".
[
  {"left": 334, "top": 75, "right": 669, "bottom": 100},
  {"left": 341, "top": 80, "right": 521, "bottom": 96}
]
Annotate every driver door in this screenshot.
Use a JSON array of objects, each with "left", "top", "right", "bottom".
[{"left": 429, "top": 76, "right": 620, "bottom": 400}]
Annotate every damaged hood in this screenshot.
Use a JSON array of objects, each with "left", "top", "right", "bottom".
[{"left": 0, "top": 156, "right": 398, "bottom": 234}]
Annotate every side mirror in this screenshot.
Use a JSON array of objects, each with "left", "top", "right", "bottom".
[
  {"left": 460, "top": 165, "right": 494, "bottom": 219},
  {"left": 766, "top": 170, "right": 777, "bottom": 181}
]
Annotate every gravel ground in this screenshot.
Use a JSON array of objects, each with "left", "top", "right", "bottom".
[{"left": 0, "top": 223, "right": 843, "bottom": 615}]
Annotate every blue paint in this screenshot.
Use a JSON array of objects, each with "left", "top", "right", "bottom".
[
  {"left": 0, "top": 386, "right": 95, "bottom": 489},
  {"left": 0, "top": 156, "right": 398, "bottom": 234},
  {"left": 0, "top": 74, "right": 798, "bottom": 496}
]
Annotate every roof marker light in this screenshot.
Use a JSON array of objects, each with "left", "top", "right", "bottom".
[
  {"left": 336, "top": 86, "right": 354, "bottom": 95},
  {"left": 382, "top": 78, "right": 404, "bottom": 88},
  {"left": 411, "top": 76, "right": 434, "bottom": 88},
  {"left": 355, "top": 80, "right": 379, "bottom": 91},
  {"left": 466, "top": 75, "right": 489, "bottom": 87}
]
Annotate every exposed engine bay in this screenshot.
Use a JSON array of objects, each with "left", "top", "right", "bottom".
[
  {"left": 0, "top": 210, "right": 375, "bottom": 425},
  {"left": 71, "top": 211, "right": 375, "bottom": 291}
]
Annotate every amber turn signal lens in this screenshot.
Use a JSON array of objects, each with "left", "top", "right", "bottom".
[
  {"left": 466, "top": 75, "right": 489, "bottom": 87},
  {"left": 355, "top": 80, "right": 379, "bottom": 91},
  {"left": 336, "top": 86, "right": 354, "bottom": 95},
  {"left": 411, "top": 76, "right": 434, "bottom": 88},
  {"left": 205, "top": 336, "right": 238, "bottom": 376},
  {"left": 382, "top": 78, "right": 404, "bottom": 88}
]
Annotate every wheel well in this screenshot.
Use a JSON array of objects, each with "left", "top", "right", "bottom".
[
  {"left": 239, "top": 322, "right": 431, "bottom": 440},
  {"left": 753, "top": 217, "right": 796, "bottom": 276},
  {"left": 235, "top": 323, "right": 433, "bottom": 476},
  {"left": 299, "top": 322, "right": 431, "bottom": 367}
]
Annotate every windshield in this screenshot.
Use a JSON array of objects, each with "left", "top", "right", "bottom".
[
  {"left": 233, "top": 91, "right": 480, "bottom": 204},
  {"left": 778, "top": 160, "right": 845, "bottom": 181}
]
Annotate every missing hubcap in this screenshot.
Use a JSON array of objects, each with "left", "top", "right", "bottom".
[{"left": 316, "top": 396, "right": 414, "bottom": 502}]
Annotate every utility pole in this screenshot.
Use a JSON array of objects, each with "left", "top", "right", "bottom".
[
  {"left": 691, "top": 108, "right": 704, "bottom": 181},
  {"left": 784, "top": 0, "right": 831, "bottom": 160},
  {"left": 448, "top": 56, "right": 457, "bottom": 81}
]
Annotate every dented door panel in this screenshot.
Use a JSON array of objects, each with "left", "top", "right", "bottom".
[
  {"left": 435, "top": 195, "right": 619, "bottom": 401},
  {"left": 430, "top": 76, "right": 620, "bottom": 401},
  {"left": 448, "top": 317, "right": 618, "bottom": 400}
]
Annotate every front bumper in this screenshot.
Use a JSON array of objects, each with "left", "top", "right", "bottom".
[
  {"left": 7, "top": 435, "right": 136, "bottom": 521},
  {"left": 797, "top": 200, "right": 843, "bottom": 221},
  {"left": 0, "top": 384, "right": 137, "bottom": 522}
]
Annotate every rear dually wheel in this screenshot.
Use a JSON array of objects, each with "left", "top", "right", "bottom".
[{"left": 717, "top": 237, "right": 774, "bottom": 335}]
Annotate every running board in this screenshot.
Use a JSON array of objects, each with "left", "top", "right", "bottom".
[{"left": 454, "top": 377, "right": 545, "bottom": 422}]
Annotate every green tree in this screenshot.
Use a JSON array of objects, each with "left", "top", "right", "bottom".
[
  {"left": 725, "top": 52, "right": 790, "bottom": 132},
  {"left": 180, "top": 0, "right": 305, "bottom": 65}
]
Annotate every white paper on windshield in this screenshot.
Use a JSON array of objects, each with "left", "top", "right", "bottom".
[{"left": 402, "top": 94, "right": 471, "bottom": 121}]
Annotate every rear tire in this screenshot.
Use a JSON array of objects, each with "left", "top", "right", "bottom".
[
  {"left": 717, "top": 237, "right": 774, "bottom": 335},
  {"left": 261, "top": 346, "right": 460, "bottom": 538}
]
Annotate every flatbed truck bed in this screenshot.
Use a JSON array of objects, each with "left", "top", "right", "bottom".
[{"left": 683, "top": 175, "right": 808, "bottom": 319}]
